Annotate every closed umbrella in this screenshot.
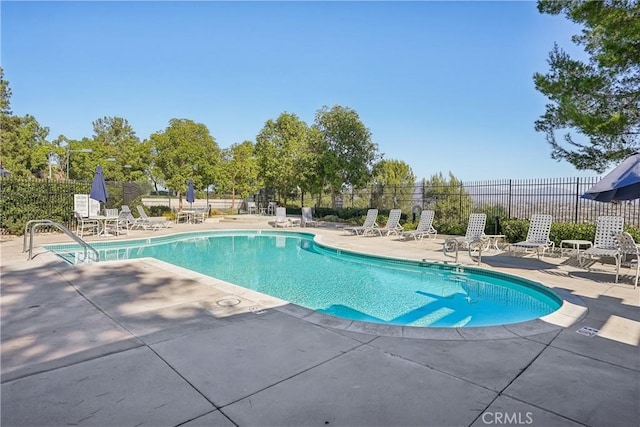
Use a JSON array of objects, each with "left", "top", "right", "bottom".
[
  {"left": 582, "top": 151, "right": 640, "bottom": 202},
  {"left": 90, "top": 165, "right": 109, "bottom": 205},
  {"left": 186, "top": 179, "right": 195, "bottom": 209}
]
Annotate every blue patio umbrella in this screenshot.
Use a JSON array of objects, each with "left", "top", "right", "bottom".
[
  {"left": 582, "top": 151, "right": 640, "bottom": 202},
  {"left": 89, "top": 165, "right": 109, "bottom": 204},
  {"left": 186, "top": 179, "right": 195, "bottom": 208}
]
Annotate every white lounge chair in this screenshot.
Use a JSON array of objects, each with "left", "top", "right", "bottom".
[
  {"left": 344, "top": 209, "right": 379, "bottom": 235},
  {"left": 579, "top": 216, "right": 624, "bottom": 269},
  {"left": 136, "top": 205, "right": 171, "bottom": 230},
  {"left": 443, "top": 213, "right": 487, "bottom": 264},
  {"left": 509, "top": 214, "right": 555, "bottom": 259},
  {"left": 369, "top": 209, "right": 403, "bottom": 236},
  {"left": 615, "top": 231, "right": 639, "bottom": 288},
  {"left": 402, "top": 210, "right": 437, "bottom": 241},
  {"left": 274, "top": 207, "right": 291, "bottom": 228},
  {"left": 301, "top": 207, "right": 318, "bottom": 227}
]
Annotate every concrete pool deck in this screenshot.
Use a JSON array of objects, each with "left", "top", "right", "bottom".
[{"left": 1, "top": 216, "right": 639, "bottom": 426}]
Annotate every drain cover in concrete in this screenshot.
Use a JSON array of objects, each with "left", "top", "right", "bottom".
[
  {"left": 217, "top": 298, "right": 241, "bottom": 306},
  {"left": 576, "top": 326, "right": 599, "bottom": 337}
]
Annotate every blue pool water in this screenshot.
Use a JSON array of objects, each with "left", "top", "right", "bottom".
[{"left": 46, "top": 231, "right": 562, "bottom": 328}]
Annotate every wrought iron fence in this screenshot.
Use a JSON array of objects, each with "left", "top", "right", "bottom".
[
  {"left": 338, "top": 177, "right": 639, "bottom": 227},
  {"left": 1, "top": 176, "right": 638, "bottom": 235}
]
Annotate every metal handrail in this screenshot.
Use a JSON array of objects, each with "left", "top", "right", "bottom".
[{"left": 23, "top": 219, "right": 100, "bottom": 262}]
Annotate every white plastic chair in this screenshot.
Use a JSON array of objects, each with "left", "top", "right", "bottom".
[
  {"left": 369, "top": 209, "right": 403, "bottom": 236},
  {"left": 615, "top": 232, "right": 639, "bottom": 288},
  {"left": 274, "top": 207, "right": 291, "bottom": 228},
  {"left": 74, "top": 211, "right": 99, "bottom": 237},
  {"left": 579, "top": 216, "right": 624, "bottom": 268},
  {"left": 344, "top": 209, "right": 379, "bottom": 235},
  {"left": 301, "top": 207, "right": 318, "bottom": 227},
  {"left": 443, "top": 213, "right": 487, "bottom": 264},
  {"left": 247, "top": 201, "right": 257, "bottom": 215},
  {"left": 509, "top": 214, "right": 555, "bottom": 259},
  {"left": 136, "top": 205, "right": 170, "bottom": 230},
  {"left": 402, "top": 210, "right": 437, "bottom": 241}
]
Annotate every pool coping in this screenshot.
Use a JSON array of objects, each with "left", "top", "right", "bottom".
[{"left": 45, "top": 229, "right": 589, "bottom": 340}]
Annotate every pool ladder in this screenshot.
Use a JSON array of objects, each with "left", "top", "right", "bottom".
[{"left": 23, "top": 219, "right": 100, "bottom": 262}]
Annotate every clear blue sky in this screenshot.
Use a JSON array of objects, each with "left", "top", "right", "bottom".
[{"left": 2, "top": 0, "right": 599, "bottom": 181}]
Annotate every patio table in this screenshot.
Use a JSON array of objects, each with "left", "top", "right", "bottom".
[
  {"left": 484, "top": 234, "right": 505, "bottom": 251},
  {"left": 88, "top": 215, "right": 119, "bottom": 236},
  {"left": 560, "top": 239, "right": 593, "bottom": 257}
]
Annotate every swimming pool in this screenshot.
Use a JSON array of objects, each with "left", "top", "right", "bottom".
[{"left": 46, "top": 231, "right": 562, "bottom": 328}]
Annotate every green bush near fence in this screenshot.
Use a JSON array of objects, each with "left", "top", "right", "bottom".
[{"left": 502, "top": 219, "right": 640, "bottom": 247}]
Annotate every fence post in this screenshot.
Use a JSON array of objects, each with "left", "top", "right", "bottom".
[
  {"left": 575, "top": 177, "right": 580, "bottom": 224},
  {"left": 459, "top": 185, "right": 463, "bottom": 225},
  {"left": 508, "top": 179, "right": 512, "bottom": 219}
]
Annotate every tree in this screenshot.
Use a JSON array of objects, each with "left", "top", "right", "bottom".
[
  {"left": 221, "top": 141, "right": 260, "bottom": 211},
  {"left": 534, "top": 0, "right": 640, "bottom": 172},
  {"left": 0, "top": 67, "right": 53, "bottom": 178},
  {"left": 150, "top": 119, "right": 221, "bottom": 208},
  {"left": 311, "top": 105, "right": 379, "bottom": 206},
  {"left": 423, "top": 172, "right": 473, "bottom": 228},
  {"left": 0, "top": 66, "right": 11, "bottom": 115},
  {"left": 89, "top": 116, "right": 150, "bottom": 182},
  {"left": 370, "top": 159, "right": 416, "bottom": 211},
  {"left": 255, "top": 112, "right": 309, "bottom": 205}
]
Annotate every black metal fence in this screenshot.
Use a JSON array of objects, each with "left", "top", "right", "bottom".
[
  {"left": 338, "top": 177, "right": 639, "bottom": 227},
  {"left": 1, "top": 176, "right": 638, "bottom": 235}
]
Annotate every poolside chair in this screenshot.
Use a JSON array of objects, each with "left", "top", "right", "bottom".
[
  {"left": 443, "top": 213, "right": 487, "bottom": 264},
  {"left": 369, "top": 209, "right": 404, "bottom": 236},
  {"left": 614, "top": 232, "right": 639, "bottom": 289},
  {"left": 579, "top": 216, "right": 624, "bottom": 269},
  {"left": 301, "top": 207, "right": 318, "bottom": 227},
  {"left": 344, "top": 209, "right": 379, "bottom": 235},
  {"left": 105, "top": 209, "right": 134, "bottom": 236},
  {"left": 191, "top": 206, "right": 208, "bottom": 224},
  {"left": 267, "top": 201, "right": 277, "bottom": 216},
  {"left": 136, "top": 205, "right": 171, "bottom": 230},
  {"left": 74, "top": 211, "right": 99, "bottom": 237},
  {"left": 122, "top": 205, "right": 146, "bottom": 230},
  {"left": 274, "top": 207, "right": 292, "bottom": 228},
  {"left": 172, "top": 207, "right": 189, "bottom": 224},
  {"left": 401, "top": 210, "right": 437, "bottom": 241},
  {"left": 246, "top": 201, "right": 257, "bottom": 215},
  {"left": 508, "top": 214, "right": 554, "bottom": 259}
]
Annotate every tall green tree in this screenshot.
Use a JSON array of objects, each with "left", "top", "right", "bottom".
[
  {"left": 371, "top": 159, "right": 416, "bottom": 210},
  {"left": 311, "top": 105, "right": 379, "bottom": 206},
  {"left": 423, "top": 172, "right": 473, "bottom": 227},
  {"left": 150, "top": 119, "right": 221, "bottom": 207},
  {"left": 534, "top": 0, "right": 640, "bottom": 172},
  {"left": 88, "top": 116, "right": 150, "bottom": 182},
  {"left": 0, "top": 67, "right": 52, "bottom": 178},
  {"left": 255, "top": 112, "right": 309, "bottom": 205},
  {"left": 221, "top": 140, "right": 260, "bottom": 211}
]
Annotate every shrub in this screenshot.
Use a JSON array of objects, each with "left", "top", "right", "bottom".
[
  {"left": 148, "top": 205, "right": 171, "bottom": 217},
  {"left": 434, "top": 221, "right": 467, "bottom": 236},
  {"left": 501, "top": 219, "right": 531, "bottom": 243}
]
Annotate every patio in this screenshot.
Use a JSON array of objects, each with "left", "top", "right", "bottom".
[{"left": 1, "top": 216, "right": 638, "bottom": 426}]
